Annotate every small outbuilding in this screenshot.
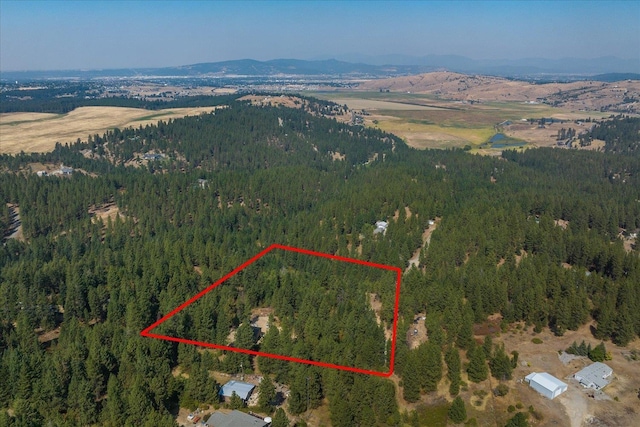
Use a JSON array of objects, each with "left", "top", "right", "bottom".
[
  {"left": 374, "top": 220, "right": 388, "bottom": 235},
  {"left": 525, "top": 372, "right": 567, "bottom": 399},
  {"left": 219, "top": 380, "right": 255, "bottom": 403},
  {"left": 574, "top": 362, "right": 613, "bottom": 390}
]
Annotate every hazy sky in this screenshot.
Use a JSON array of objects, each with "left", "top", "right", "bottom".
[{"left": 1, "top": 0, "right": 639, "bottom": 71}]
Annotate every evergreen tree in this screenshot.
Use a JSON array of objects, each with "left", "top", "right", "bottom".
[
  {"left": 271, "top": 408, "right": 290, "bottom": 427},
  {"left": 483, "top": 335, "right": 493, "bottom": 360},
  {"left": 457, "top": 305, "right": 475, "bottom": 350},
  {"left": 0, "top": 364, "right": 10, "bottom": 408},
  {"left": 445, "top": 347, "right": 462, "bottom": 396},
  {"left": 127, "top": 379, "right": 153, "bottom": 426},
  {"left": 448, "top": 396, "right": 467, "bottom": 424},
  {"left": 467, "top": 346, "right": 488, "bottom": 383},
  {"left": 228, "top": 391, "right": 245, "bottom": 410},
  {"left": 258, "top": 375, "right": 277, "bottom": 413},
  {"left": 329, "top": 393, "right": 354, "bottom": 427},
  {"left": 103, "top": 374, "right": 126, "bottom": 427},
  {"left": 489, "top": 343, "right": 513, "bottom": 381},
  {"left": 287, "top": 371, "right": 308, "bottom": 415},
  {"left": 402, "top": 352, "right": 421, "bottom": 402},
  {"left": 420, "top": 342, "right": 442, "bottom": 392},
  {"left": 589, "top": 342, "right": 607, "bottom": 362},
  {"left": 505, "top": 412, "right": 529, "bottom": 427},
  {"left": 510, "top": 351, "right": 519, "bottom": 369},
  {"left": 613, "top": 305, "right": 635, "bottom": 346},
  {"left": 67, "top": 369, "right": 98, "bottom": 426}
]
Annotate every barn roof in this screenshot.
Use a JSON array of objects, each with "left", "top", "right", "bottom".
[{"left": 219, "top": 380, "right": 255, "bottom": 401}]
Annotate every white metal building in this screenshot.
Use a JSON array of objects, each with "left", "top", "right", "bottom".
[
  {"left": 525, "top": 372, "right": 568, "bottom": 399},
  {"left": 219, "top": 380, "right": 255, "bottom": 402}
]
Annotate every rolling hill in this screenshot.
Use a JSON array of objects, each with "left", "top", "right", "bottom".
[{"left": 356, "top": 71, "right": 640, "bottom": 111}]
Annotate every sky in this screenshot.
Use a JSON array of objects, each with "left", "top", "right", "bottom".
[{"left": 1, "top": 0, "right": 639, "bottom": 71}]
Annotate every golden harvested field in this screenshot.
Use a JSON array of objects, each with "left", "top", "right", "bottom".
[
  {"left": 0, "top": 106, "right": 222, "bottom": 154},
  {"left": 329, "top": 98, "right": 446, "bottom": 111}
]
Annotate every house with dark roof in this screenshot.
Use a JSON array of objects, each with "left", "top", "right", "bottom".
[{"left": 205, "top": 410, "right": 268, "bottom": 427}]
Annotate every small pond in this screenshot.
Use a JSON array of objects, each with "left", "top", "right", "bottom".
[{"left": 489, "top": 133, "right": 506, "bottom": 143}]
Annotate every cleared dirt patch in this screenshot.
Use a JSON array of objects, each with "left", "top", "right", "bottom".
[
  {"left": 4, "top": 203, "right": 24, "bottom": 242},
  {"left": 239, "top": 94, "right": 302, "bottom": 108},
  {"left": 0, "top": 105, "right": 222, "bottom": 154},
  {"left": 37, "top": 327, "right": 61, "bottom": 343},
  {"left": 330, "top": 151, "right": 345, "bottom": 161},
  {"left": 89, "top": 203, "right": 124, "bottom": 224},
  {"left": 406, "top": 313, "right": 427, "bottom": 350},
  {"left": 623, "top": 237, "right": 636, "bottom": 253},
  {"left": 367, "top": 293, "right": 392, "bottom": 341},
  {"left": 406, "top": 217, "right": 440, "bottom": 271},
  {"left": 497, "top": 321, "right": 640, "bottom": 427},
  {"left": 250, "top": 307, "right": 276, "bottom": 335}
]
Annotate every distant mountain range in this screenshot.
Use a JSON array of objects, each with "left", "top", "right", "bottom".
[
  {"left": 2, "top": 56, "right": 639, "bottom": 81},
  {"left": 317, "top": 54, "right": 640, "bottom": 76}
]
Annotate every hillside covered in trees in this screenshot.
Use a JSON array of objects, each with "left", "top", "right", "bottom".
[{"left": 0, "top": 100, "right": 639, "bottom": 426}]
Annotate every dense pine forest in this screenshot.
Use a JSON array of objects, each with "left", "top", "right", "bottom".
[
  {"left": 1, "top": 102, "right": 639, "bottom": 426},
  {"left": 579, "top": 115, "right": 640, "bottom": 154},
  {"left": 0, "top": 82, "right": 242, "bottom": 114}
]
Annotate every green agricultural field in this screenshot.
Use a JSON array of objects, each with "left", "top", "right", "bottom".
[{"left": 314, "top": 91, "right": 596, "bottom": 151}]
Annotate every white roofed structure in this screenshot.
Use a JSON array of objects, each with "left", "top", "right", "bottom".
[
  {"left": 525, "top": 372, "right": 567, "bottom": 399},
  {"left": 219, "top": 380, "right": 255, "bottom": 402},
  {"left": 574, "top": 362, "right": 613, "bottom": 390}
]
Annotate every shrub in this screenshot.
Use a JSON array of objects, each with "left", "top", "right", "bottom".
[
  {"left": 473, "top": 390, "right": 488, "bottom": 399},
  {"left": 505, "top": 412, "right": 529, "bottom": 427},
  {"left": 507, "top": 405, "right": 516, "bottom": 413},
  {"left": 494, "top": 384, "right": 509, "bottom": 397},
  {"left": 531, "top": 338, "right": 543, "bottom": 344}
]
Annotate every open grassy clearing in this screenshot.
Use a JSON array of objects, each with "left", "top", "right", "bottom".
[
  {"left": 317, "top": 91, "right": 608, "bottom": 151},
  {"left": 372, "top": 116, "right": 490, "bottom": 148},
  {"left": 0, "top": 112, "right": 61, "bottom": 126},
  {"left": 0, "top": 105, "right": 222, "bottom": 154},
  {"left": 329, "top": 98, "right": 449, "bottom": 111}
]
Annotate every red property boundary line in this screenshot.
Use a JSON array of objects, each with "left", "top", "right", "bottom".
[{"left": 140, "top": 243, "right": 402, "bottom": 377}]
